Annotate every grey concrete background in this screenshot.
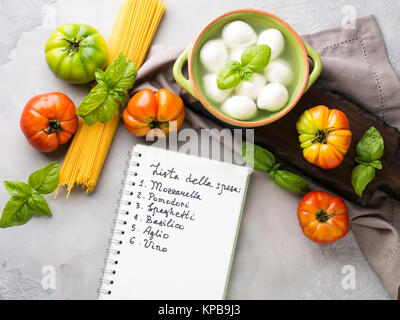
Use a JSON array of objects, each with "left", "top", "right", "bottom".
[{"left": 0, "top": 0, "right": 398, "bottom": 300}]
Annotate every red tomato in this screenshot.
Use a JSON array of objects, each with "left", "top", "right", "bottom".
[
  {"left": 20, "top": 92, "right": 79, "bottom": 152},
  {"left": 297, "top": 191, "right": 350, "bottom": 244}
]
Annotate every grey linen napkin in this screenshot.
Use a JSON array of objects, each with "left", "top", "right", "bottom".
[{"left": 132, "top": 15, "right": 400, "bottom": 299}]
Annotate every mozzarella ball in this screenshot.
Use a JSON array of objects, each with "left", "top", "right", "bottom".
[
  {"left": 203, "top": 73, "right": 232, "bottom": 103},
  {"left": 257, "top": 29, "right": 285, "bottom": 60},
  {"left": 264, "top": 59, "right": 292, "bottom": 85},
  {"left": 200, "top": 39, "right": 228, "bottom": 72},
  {"left": 222, "top": 21, "right": 257, "bottom": 49},
  {"left": 235, "top": 73, "right": 266, "bottom": 100},
  {"left": 257, "top": 83, "right": 289, "bottom": 112},
  {"left": 229, "top": 47, "right": 245, "bottom": 62},
  {"left": 221, "top": 96, "right": 257, "bottom": 120}
]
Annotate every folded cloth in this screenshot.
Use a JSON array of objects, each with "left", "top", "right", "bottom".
[{"left": 133, "top": 15, "right": 400, "bottom": 299}]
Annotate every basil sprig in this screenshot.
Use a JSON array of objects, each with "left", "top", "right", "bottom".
[
  {"left": 0, "top": 162, "right": 59, "bottom": 228},
  {"left": 351, "top": 127, "right": 384, "bottom": 197},
  {"left": 217, "top": 44, "right": 271, "bottom": 90},
  {"left": 77, "top": 51, "right": 137, "bottom": 125},
  {"left": 242, "top": 142, "right": 310, "bottom": 194}
]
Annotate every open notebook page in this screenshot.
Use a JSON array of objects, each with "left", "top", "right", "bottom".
[{"left": 99, "top": 144, "right": 252, "bottom": 300}]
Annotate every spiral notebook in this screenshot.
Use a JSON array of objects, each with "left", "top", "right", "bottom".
[{"left": 98, "top": 144, "right": 252, "bottom": 300}]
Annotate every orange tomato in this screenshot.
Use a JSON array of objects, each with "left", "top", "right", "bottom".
[
  {"left": 296, "top": 105, "right": 352, "bottom": 169},
  {"left": 123, "top": 89, "right": 185, "bottom": 137},
  {"left": 297, "top": 191, "right": 349, "bottom": 244},
  {"left": 20, "top": 92, "right": 79, "bottom": 152}
]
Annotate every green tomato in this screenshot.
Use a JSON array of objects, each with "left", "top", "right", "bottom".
[{"left": 45, "top": 23, "right": 108, "bottom": 84}]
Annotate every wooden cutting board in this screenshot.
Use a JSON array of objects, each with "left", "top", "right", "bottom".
[{"left": 180, "top": 85, "right": 400, "bottom": 206}]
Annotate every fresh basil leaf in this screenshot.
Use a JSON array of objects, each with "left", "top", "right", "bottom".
[
  {"left": 355, "top": 157, "right": 383, "bottom": 170},
  {"left": 27, "top": 192, "right": 52, "bottom": 216},
  {"left": 95, "top": 95, "right": 119, "bottom": 123},
  {"left": 81, "top": 94, "right": 119, "bottom": 125},
  {"left": 225, "top": 60, "right": 242, "bottom": 72},
  {"left": 106, "top": 52, "right": 137, "bottom": 90},
  {"left": 94, "top": 69, "right": 114, "bottom": 88},
  {"left": 240, "top": 67, "right": 253, "bottom": 81},
  {"left": 102, "top": 56, "right": 125, "bottom": 85},
  {"left": 269, "top": 169, "right": 311, "bottom": 194},
  {"left": 355, "top": 157, "right": 367, "bottom": 165},
  {"left": 242, "top": 142, "right": 310, "bottom": 194},
  {"left": 1, "top": 163, "right": 57, "bottom": 228},
  {"left": 77, "top": 52, "right": 136, "bottom": 125},
  {"left": 4, "top": 181, "right": 31, "bottom": 198},
  {"left": 94, "top": 68, "right": 105, "bottom": 81},
  {"left": 110, "top": 87, "right": 130, "bottom": 105},
  {"left": 96, "top": 52, "right": 137, "bottom": 90},
  {"left": 0, "top": 197, "right": 32, "bottom": 228},
  {"left": 356, "top": 126, "right": 384, "bottom": 162},
  {"left": 216, "top": 45, "right": 270, "bottom": 90},
  {"left": 77, "top": 81, "right": 109, "bottom": 117},
  {"left": 241, "top": 44, "right": 271, "bottom": 72},
  {"left": 217, "top": 67, "right": 241, "bottom": 89},
  {"left": 371, "top": 160, "right": 382, "bottom": 170},
  {"left": 28, "top": 161, "right": 59, "bottom": 195},
  {"left": 77, "top": 82, "right": 119, "bottom": 125},
  {"left": 351, "top": 164, "right": 376, "bottom": 198},
  {"left": 242, "top": 142, "right": 275, "bottom": 172},
  {"left": 351, "top": 127, "right": 384, "bottom": 197}
]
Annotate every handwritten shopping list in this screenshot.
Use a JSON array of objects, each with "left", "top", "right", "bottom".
[
  {"left": 130, "top": 161, "right": 244, "bottom": 254},
  {"left": 102, "top": 145, "right": 251, "bottom": 300}
]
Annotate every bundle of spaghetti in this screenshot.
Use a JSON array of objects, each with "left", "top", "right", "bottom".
[
  {"left": 108, "top": 0, "right": 166, "bottom": 66},
  {"left": 56, "top": 0, "right": 166, "bottom": 198}
]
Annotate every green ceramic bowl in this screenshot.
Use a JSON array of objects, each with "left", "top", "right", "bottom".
[{"left": 173, "top": 9, "right": 322, "bottom": 127}]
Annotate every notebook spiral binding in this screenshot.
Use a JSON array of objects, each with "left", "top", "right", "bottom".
[{"left": 97, "top": 148, "right": 142, "bottom": 298}]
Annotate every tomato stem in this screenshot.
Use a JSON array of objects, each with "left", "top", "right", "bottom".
[
  {"left": 149, "top": 119, "right": 169, "bottom": 129},
  {"left": 62, "top": 36, "right": 87, "bottom": 56},
  {"left": 312, "top": 127, "right": 335, "bottom": 144},
  {"left": 41, "top": 120, "right": 64, "bottom": 135},
  {"left": 315, "top": 208, "right": 336, "bottom": 223}
]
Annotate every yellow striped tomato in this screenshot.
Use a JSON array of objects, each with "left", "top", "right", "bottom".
[{"left": 296, "top": 105, "right": 352, "bottom": 169}]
